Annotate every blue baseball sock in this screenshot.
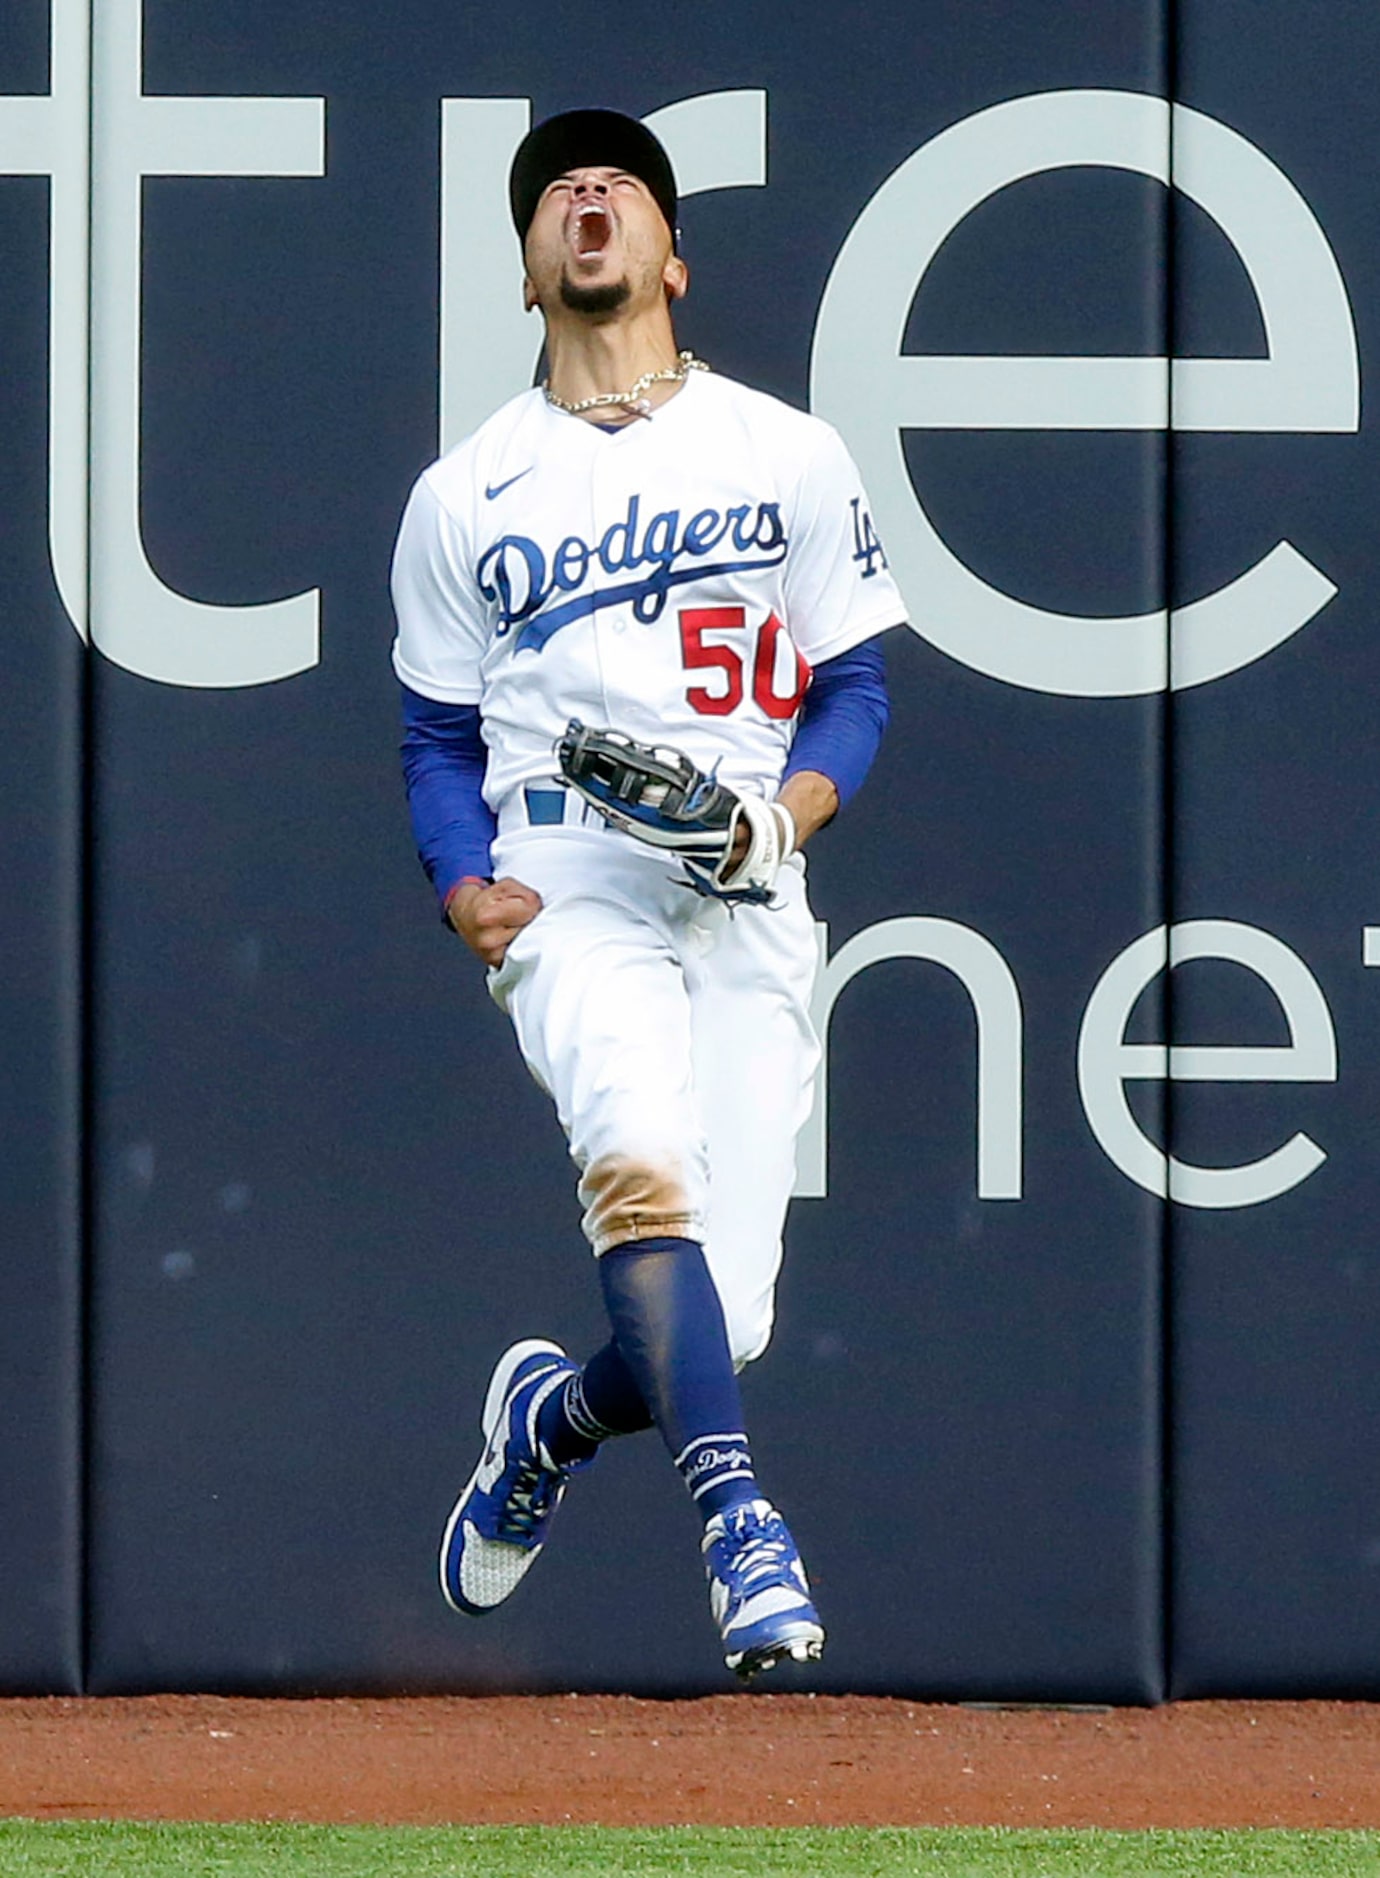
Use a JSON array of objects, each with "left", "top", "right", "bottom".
[
  {"left": 536, "top": 1337, "right": 653, "bottom": 1468},
  {"left": 596, "top": 1235, "right": 761, "bottom": 1522}
]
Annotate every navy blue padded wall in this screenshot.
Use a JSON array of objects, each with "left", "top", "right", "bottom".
[
  {"left": 0, "top": 1, "right": 83, "bottom": 1693},
  {"left": 87, "top": 0, "right": 1167, "bottom": 1695},
  {"left": 1168, "top": 3, "right": 1380, "bottom": 1695}
]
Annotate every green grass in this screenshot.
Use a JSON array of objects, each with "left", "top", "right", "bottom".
[{"left": 0, "top": 1823, "right": 1378, "bottom": 1876}]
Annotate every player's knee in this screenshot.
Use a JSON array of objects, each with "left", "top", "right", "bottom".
[{"left": 579, "top": 1153, "right": 701, "bottom": 1254}]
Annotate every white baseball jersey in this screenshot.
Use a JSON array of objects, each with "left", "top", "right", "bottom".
[{"left": 390, "top": 370, "right": 905, "bottom": 809}]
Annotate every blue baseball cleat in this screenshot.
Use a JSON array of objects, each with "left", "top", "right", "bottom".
[
  {"left": 702, "top": 1498, "right": 826, "bottom": 1679},
  {"left": 439, "top": 1338, "right": 586, "bottom": 1615}
]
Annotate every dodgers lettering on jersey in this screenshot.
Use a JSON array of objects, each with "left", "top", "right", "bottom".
[
  {"left": 479, "top": 492, "right": 789, "bottom": 647},
  {"left": 390, "top": 370, "right": 905, "bottom": 810}
]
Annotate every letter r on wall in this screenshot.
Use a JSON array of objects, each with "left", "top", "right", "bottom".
[{"left": 439, "top": 89, "right": 767, "bottom": 454}]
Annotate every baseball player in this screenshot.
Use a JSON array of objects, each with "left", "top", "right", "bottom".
[{"left": 391, "top": 108, "right": 905, "bottom": 1678}]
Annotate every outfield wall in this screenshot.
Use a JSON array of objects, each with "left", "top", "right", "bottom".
[{"left": 2, "top": 0, "right": 1376, "bottom": 1697}]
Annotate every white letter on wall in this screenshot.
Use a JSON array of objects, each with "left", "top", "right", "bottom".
[
  {"left": 1078, "top": 919, "right": 1336, "bottom": 1207},
  {"left": 797, "top": 917, "right": 1023, "bottom": 1201},
  {"left": 440, "top": 89, "right": 767, "bottom": 454},
  {"left": 89, "top": 0, "right": 325, "bottom": 686},
  {"left": 810, "top": 90, "right": 1359, "bottom": 697}
]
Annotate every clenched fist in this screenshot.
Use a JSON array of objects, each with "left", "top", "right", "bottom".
[{"left": 446, "top": 876, "right": 543, "bottom": 968}]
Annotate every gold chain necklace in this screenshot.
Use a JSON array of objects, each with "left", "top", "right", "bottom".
[{"left": 544, "top": 350, "right": 709, "bottom": 419}]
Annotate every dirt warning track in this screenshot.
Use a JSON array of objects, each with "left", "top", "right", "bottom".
[{"left": 0, "top": 1695, "right": 1377, "bottom": 1829}]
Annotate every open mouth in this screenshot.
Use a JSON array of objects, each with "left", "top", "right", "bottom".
[{"left": 571, "top": 202, "right": 613, "bottom": 258}]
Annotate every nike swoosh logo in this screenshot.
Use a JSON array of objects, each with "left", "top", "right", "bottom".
[
  {"left": 485, "top": 467, "right": 533, "bottom": 501},
  {"left": 475, "top": 1442, "right": 504, "bottom": 1494}
]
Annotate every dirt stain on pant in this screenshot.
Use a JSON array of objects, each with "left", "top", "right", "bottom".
[{"left": 579, "top": 1155, "right": 699, "bottom": 1253}]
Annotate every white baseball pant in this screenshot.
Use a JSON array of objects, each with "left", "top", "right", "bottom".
[{"left": 486, "top": 825, "right": 820, "bottom": 1368}]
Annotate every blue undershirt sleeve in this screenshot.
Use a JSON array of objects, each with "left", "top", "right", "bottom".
[
  {"left": 400, "top": 643, "right": 887, "bottom": 911},
  {"left": 782, "top": 637, "right": 891, "bottom": 808},
  {"left": 399, "top": 684, "right": 496, "bottom": 912}
]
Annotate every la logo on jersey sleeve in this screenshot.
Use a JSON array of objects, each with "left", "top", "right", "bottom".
[{"left": 849, "top": 499, "right": 889, "bottom": 580}]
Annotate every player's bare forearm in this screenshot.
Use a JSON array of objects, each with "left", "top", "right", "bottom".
[
  {"left": 448, "top": 877, "right": 543, "bottom": 967},
  {"left": 775, "top": 769, "right": 840, "bottom": 851}
]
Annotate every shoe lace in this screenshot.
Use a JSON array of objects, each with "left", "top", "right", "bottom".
[
  {"left": 725, "top": 1513, "right": 792, "bottom": 1589},
  {"left": 496, "top": 1452, "right": 562, "bottom": 1543}
]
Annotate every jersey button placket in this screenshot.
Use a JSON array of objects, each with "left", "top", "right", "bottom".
[
  {"left": 598, "top": 444, "right": 627, "bottom": 635},
  {"left": 589, "top": 442, "right": 628, "bottom": 738}
]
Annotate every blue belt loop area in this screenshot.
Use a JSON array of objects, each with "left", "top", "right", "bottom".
[{"left": 524, "top": 785, "right": 567, "bottom": 826}]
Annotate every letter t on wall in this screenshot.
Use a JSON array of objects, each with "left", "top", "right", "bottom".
[{"left": 89, "top": 0, "right": 326, "bottom": 687}]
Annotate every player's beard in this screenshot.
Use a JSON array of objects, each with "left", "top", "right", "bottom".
[{"left": 559, "top": 273, "right": 632, "bottom": 316}]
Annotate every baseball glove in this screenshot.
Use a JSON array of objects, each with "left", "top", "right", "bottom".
[{"left": 554, "top": 719, "right": 794, "bottom": 906}]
